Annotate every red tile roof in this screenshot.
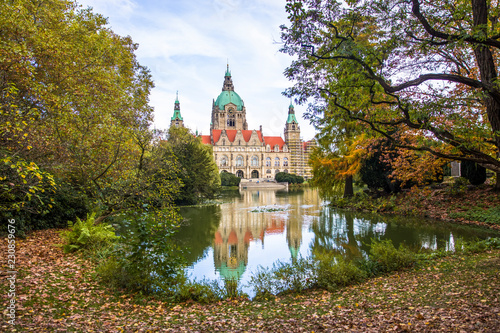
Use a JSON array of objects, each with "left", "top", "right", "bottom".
[
  {"left": 212, "top": 130, "right": 222, "bottom": 143},
  {"left": 200, "top": 135, "right": 211, "bottom": 144},
  {"left": 226, "top": 130, "right": 237, "bottom": 142},
  {"left": 264, "top": 136, "right": 286, "bottom": 150},
  {"left": 211, "top": 129, "right": 263, "bottom": 144},
  {"left": 242, "top": 130, "right": 263, "bottom": 142}
]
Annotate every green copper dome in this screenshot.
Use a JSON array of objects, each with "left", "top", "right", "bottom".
[{"left": 215, "top": 90, "right": 244, "bottom": 111}]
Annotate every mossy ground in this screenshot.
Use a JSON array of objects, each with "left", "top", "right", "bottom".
[{"left": 1, "top": 229, "right": 499, "bottom": 332}]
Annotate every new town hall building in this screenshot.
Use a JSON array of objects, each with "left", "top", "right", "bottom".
[{"left": 170, "top": 65, "right": 314, "bottom": 179}]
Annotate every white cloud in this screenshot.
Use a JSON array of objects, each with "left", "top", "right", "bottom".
[{"left": 76, "top": 0, "right": 316, "bottom": 139}]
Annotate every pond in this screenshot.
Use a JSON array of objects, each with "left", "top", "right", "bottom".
[{"left": 174, "top": 188, "right": 497, "bottom": 295}]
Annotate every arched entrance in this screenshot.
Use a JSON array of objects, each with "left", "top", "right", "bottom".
[
  {"left": 236, "top": 170, "right": 244, "bottom": 178},
  {"left": 251, "top": 170, "right": 259, "bottom": 178}
]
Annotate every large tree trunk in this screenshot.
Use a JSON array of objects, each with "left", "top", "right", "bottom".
[
  {"left": 472, "top": 0, "right": 500, "bottom": 174},
  {"left": 343, "top": 175, "right": 354, "bottom": 198}
]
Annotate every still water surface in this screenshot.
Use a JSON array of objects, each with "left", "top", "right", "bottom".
[{"left": 174, "top": 188, "right": 497, "bottom": 294}]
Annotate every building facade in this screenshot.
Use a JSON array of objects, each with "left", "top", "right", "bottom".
[{"left": 171, "top": 65, "right": 314, "bottom": 179}]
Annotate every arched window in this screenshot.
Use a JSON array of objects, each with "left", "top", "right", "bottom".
[
  {"left": 266, "top": 169, "right": 272, "bottom": 174},
  {"left": 265, "top": 157, "right": 271, "bottom": 167},
  {"left": 222, "top": 139, "right": 226, "bottom": 145},
  {"left": 251, "top": 156, "right": 259, "bottom": 167},
  {"left": 236, "top": 155, "right": 244, "bottom": 167},
  {"left": 220, "top": 155, "right": 229, "bottom": 167},
  {"left": 283, "top": 157, "right": 288, "bottom": 166},
  {"left": 274, "top": 144, "right": 280, "bottom": 152},
  {"left": 283, "top": 144, "right": 288, "bottom": 152},
  {"left": 274, "top": 157, "right": 280, "bottom": 167},
  {"left": 266, "top": 144, "right": 271, "bottom": 152}
]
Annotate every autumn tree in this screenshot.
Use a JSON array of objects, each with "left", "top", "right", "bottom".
[
  {"left": 281, "top": 0, "right": 500, "bottom": 189},
  {"left": 0, "top": 0, "right": 172, "bottom": 228},
  {"left": 309, "top": 111, "right": 367, "bottom": 198}
]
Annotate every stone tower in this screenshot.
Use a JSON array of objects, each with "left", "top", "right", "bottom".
[
  {"left": 170, "top": 91, "right": 184, "bottom": 128},
  {"left": 284, "top": 102, "right": 302, "bottom": 175},
  {"left": 210, "top": 65, "right": 248, "bottom": 131}
]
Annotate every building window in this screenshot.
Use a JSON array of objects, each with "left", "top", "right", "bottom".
[
  {"left": 283, "top": 157, "right": 288, "bottom": 166},
  {"left": 251, "top": 156, "right": 259, "bottom": 167},
  {"left": 220, "top": 156, "right": 229, "bottom": 167},
  {"left": 274, "top": 157, "right": 280, "bottom": 167},
  {"left": 266, "top": 144, "right": 271, "bottom": 152},
  {"left": 236, "top": 155, "right": 244, "bottom": 167},
  {"left": 266, "top": 169, "right": 271, "bottom": 174},
  {"left": 274, "top": 144, "right": 279, "bottom": 152},
  {"left": 265, "top": 157, "right": 271, "bottom": 167},
  {"left": 284, "top": 169, "right": 288, "bottom": 173},
  {"left": 283, "top": 144, "right": 288, "bottom": 152}
]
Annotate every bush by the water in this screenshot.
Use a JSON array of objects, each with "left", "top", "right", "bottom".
[
  {"left": 98, "top": 211, "right": 186, "bottom": 295},
  {"left": 275, "top": 172, "right": 304, "bottom": 184},
  {"left": 220, "top": 171, "right": 241, "bottom": 186},
  {"left": 368, "top": 239, "right": 417, "bottom": 273},
  {"left": 250, "top": 239, "right": 420, "bottom": 298}
]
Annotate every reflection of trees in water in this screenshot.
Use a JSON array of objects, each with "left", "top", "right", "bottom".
[
  {"left": 310, "top": 207, "right": 364, "bottom": 258},
  {"left": 175, "top": 205, "right": 222, "bottom": 264},
  {"left": 310, "top": 208, "right": 498, "bottom": 258}
]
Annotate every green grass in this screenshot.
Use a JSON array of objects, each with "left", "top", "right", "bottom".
[{"left": 449, "top": 207, "right": 500, "bottom": 224}]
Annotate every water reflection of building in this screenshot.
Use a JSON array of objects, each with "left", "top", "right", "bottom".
[{"left": 213, "top": 190, "right": 306, "bottom": 280}]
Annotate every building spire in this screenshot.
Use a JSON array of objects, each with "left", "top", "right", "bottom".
[
  {"left": 222, "top": 63, "right": 234, "bottom": 91},
  {"left": 286, "top": 101, "right": 298, "bottom": 124},
  {"left": 170, "top": 91, "right": 184, "bottom": 127}
]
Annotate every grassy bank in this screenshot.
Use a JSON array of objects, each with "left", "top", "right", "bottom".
[{"left": 2, "top": 229, "right": 499, "bottom": 332}]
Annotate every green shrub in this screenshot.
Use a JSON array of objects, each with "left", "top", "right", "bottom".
[
  {"left": 369, "top": 239, "right": 417, "bottom": 273},
  {"left": 455, "top": 237, "right": 500, "bottom": 254},
  {"left": 1, "top": 179, "right": 90, "bottom": 236},
  {"left": 220, "top": 171, "right": 241, "bottom": 186},
  {"left": 98, "top": 211, "right": 185, "bottom": 295},
  {"left": 275, "top": 172, "right": 304, "bottom": 184},
  {"left": 174, "top": 279, "right": 223, "bottom": 304},
  {"left": 250, "top": 258, "right": 314, "bottom": 298},
  {"left": 60, "top": 213, "right": 118, "bottom": 253},
  {"left": 314, "top": 253, "right": 367, "bottom": 291}
]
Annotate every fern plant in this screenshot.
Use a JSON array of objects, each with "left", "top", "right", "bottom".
[{"left": 61, "top": 212, "right": 118, "bottom": 253}]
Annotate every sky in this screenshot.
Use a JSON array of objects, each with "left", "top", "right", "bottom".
[{"left": 76, "top": 0, "right": 316, "bottom": 140}]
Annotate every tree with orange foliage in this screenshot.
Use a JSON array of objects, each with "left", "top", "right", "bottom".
[
  {"left": 282, "top": 0, "right": 500, "bottom": 189},
  {"left": 309, "top": 109, "right": 367, "bottom": 197}
]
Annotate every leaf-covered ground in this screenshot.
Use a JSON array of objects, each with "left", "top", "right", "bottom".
[{"left": 1, "top": 229, "right": 499, "bottom": 332}]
